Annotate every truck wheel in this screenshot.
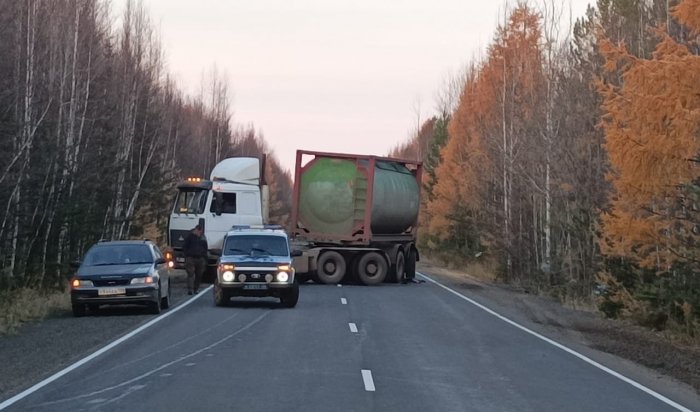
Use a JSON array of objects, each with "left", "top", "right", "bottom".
[
  {"left": 280, "top": 281, "right": 300, "bottom": 308},
  {"left": 316, "top": 251, "right": 346, "bottom": 284},
  {"left": 357, "top": 252, "right": 388, "bottom": 285},
  {"left": 214, "top": 280, "right": 230, "bottom": 307},
  {"left": 405, "top": 248, "right": 417, "bottom": 280},
  {"left": 393, "top": 250, "right": 405, "bottom": 283}
]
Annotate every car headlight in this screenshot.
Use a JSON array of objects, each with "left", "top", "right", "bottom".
[
  {"left": 219, "top": 263, "right": 235, "bottom": 272},
  {"left": 71, "top": 279, "right": 93, "bottom": 288},
  {"left": 222, "top": 271, "right": 235, "bottom": 282},
  {"left": 276, "top": 272, "right": 289, "bottom": 282},
  {"left": 130, "top": 276, "right": 154, "bottom": 285}
]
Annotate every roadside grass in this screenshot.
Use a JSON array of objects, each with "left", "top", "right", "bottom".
[{"left": 0, "top": 288, "right": 71, "bottom": 335}]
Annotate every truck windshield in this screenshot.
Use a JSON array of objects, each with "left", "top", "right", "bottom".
[
  {"left": 224, "top": 235, "right": 289, "bottom": 257},
  {"left": 174, "top": 189, "right": 208, "bottom": 214}
]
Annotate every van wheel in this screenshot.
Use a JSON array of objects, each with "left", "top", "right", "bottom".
[
  {"left": 357, "top": 252, "right": 388, "bottom": 285},
  {"left": 316, "top": 251, "right": 346, "bottom": 284},
  {"left": 280, "top": 281, "right": 300, "bottom": 308}
]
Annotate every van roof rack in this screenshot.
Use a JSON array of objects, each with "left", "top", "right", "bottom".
[{"left": 231, "top": 224, "right": 284, "bottom": 231}]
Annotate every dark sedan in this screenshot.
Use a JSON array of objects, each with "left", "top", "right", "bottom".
[{"left": 70, "top": 240, "right": 172, "bottom": 316}]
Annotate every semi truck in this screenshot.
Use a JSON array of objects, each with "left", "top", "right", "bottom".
[
  {"left": 167, "top": 157, "right": 269, "bottom": 277},
  {"left": 290, "top": 150, "right": 422, "bottom": 285}
]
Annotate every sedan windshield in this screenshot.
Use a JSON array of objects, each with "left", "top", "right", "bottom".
[
  {"left": 83, "top": 245, "right": 153, "bottom": 266},
  {"left": 224, "top": 235, "right": 288, "bottom": 257}
]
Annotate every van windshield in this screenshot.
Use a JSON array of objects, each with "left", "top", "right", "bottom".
[
  {"left": 224, "top": 235, "right": 289, "bottom": 257},
  {"left": 174, "top": 189, "right": 208, "bottom": 214}
]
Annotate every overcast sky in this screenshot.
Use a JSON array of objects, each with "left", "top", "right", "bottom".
[{"left": 117, "top": 0, "right": 594, "bottom": 172}]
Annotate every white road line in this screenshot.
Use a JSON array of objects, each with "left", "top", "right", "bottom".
[
  {"left": 0, "top": 285, "right": 214, "bottom": 410},
  {"left": 361, "top": 370, "right": 375, "bottom": 391},
  {"left": 349, "top": 322, "right": 358, "bottom": 333},
  {"left": 417, "top": 272, "right": 693, "bottom": 412},
  {"left": 341, "top": 298, "right": 347, "bottom": 305},
  {"left": 337, "top": 284, "right": 342, "bottom": 288}
]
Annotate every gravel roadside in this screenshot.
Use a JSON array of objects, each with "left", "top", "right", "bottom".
[{"left": 0, "top": 270, "right": 197, "bottom": 401}]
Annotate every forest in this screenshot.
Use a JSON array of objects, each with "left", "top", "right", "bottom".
[
  {"left": 391, "top": 0, "right": 700, "bottom": 338},
  {"left": 0, "top": 0, "right": 292, "bottom": 292},
  {"left": 1, "top": 0, "right": 698, "bottom": 339}
]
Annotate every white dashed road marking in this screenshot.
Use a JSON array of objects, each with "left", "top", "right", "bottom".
[
  {"left": 361, "top": 370, "right": 375, "bottom": 392},
  {"left": 349, "top": 323, "right": 358, "bottom": 333},
  {"left": 341, "top": 298, "right": 347, "bottom": 305}
]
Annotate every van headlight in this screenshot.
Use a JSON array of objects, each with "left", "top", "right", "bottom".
[{"left": 222, "top": 271, "right": 235, "bottom": 282}]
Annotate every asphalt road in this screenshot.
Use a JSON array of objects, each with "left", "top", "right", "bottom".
[{"left": 2, "top": 275, "right": 697, "bottom": 412}]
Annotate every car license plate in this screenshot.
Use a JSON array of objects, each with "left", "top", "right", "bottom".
[
  {"left": 98, "top": 287, "right": 126, "bottom": 296},
  {"left": 176, "top": 257, "right": 185, "bottom": 263},
  {"left": 243, "top": 284, "right": 267, "bottom": 290}
]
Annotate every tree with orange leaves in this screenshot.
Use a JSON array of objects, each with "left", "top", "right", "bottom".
[{"left": 598, "top": 0, "right": 700, "bottom": 324}]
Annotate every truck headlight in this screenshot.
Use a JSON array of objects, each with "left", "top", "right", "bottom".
[
  {"left": 276, "top": 272, "right": 289, "bottom": 282},
  {"left": 222, "top": 271, "right": 235, "bottom": 282}
]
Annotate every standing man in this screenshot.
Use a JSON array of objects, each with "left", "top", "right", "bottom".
[{"left": 183, "top": 225, "right": 208, "bottom": 295}]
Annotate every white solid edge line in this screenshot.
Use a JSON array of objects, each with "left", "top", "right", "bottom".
[
  {"left": 349, "top": 322, "right": 358, "bottom": 333},
  {"left": 361, "top": 369, "right": 375, "bottom": 392},
  {"left": 0, "top": 285, "right": 214, "bottom": 411},
  {"left": 417, "top": 273, "right": 693, "bottom": 412},
  {"left": 341, "top": 298, "right": 347, "bottom": 305}
]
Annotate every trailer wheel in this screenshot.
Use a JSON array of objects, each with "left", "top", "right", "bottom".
[
  {"left": 357, "top": 252, "right": 388, "bottom": 285},
  {"left": 316, "top": 251, "right": 346, "bottom": 284},
  {"left": 393, "top": 250, "right": 406, "bottom": 283},
  {"left": 405, "top": 248, "right": 417, "bottom": 280}
]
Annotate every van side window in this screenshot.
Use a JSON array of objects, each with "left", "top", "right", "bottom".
[{"left": 211, "top": 192, "right": 237, "bottom": 214}]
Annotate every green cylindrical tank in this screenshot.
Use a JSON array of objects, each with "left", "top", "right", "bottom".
[{"left": 298, "top": 157, "right": 420, "bottom": 238}]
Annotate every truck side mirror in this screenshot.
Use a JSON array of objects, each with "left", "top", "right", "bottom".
[{"left": 214, "top": 191, "right": 223, "bottom": 216}]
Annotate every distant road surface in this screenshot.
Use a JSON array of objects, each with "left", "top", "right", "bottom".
[{"left": 1, "top": 274, "right": 697, "bottom": 411}]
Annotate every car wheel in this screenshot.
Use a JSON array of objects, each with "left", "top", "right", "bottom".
[
  {"left": 316, "top": 251, "right": 346, "bottom": 284},
  {"left": 214, "top": 280, "right": 230, "bottom": 307},
  {"left": 161, "top": 280, "right": 171, "bottom": 309},
  {"left": 357, "top": 252, "right": 388, "bottom": 285},
  {"left": 150, "top": 287, "right": 162, "bottom": 315},
  {"left": 280, "top": 280, "right": 299, "bottom": 308},
  {"left": 72, "top": 304, "right": 86, "bottom": 317},
  {"left": 393, "top": 250, "right": 405, "bottom": 284}
]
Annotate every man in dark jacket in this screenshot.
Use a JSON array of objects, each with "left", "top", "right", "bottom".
[{"left": 183, "top": 225, "right": 208, "bottom": 294}]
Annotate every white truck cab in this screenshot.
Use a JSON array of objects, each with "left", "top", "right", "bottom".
[{"left": 168, "top": 157, "right": 269, "bottom": 272}]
